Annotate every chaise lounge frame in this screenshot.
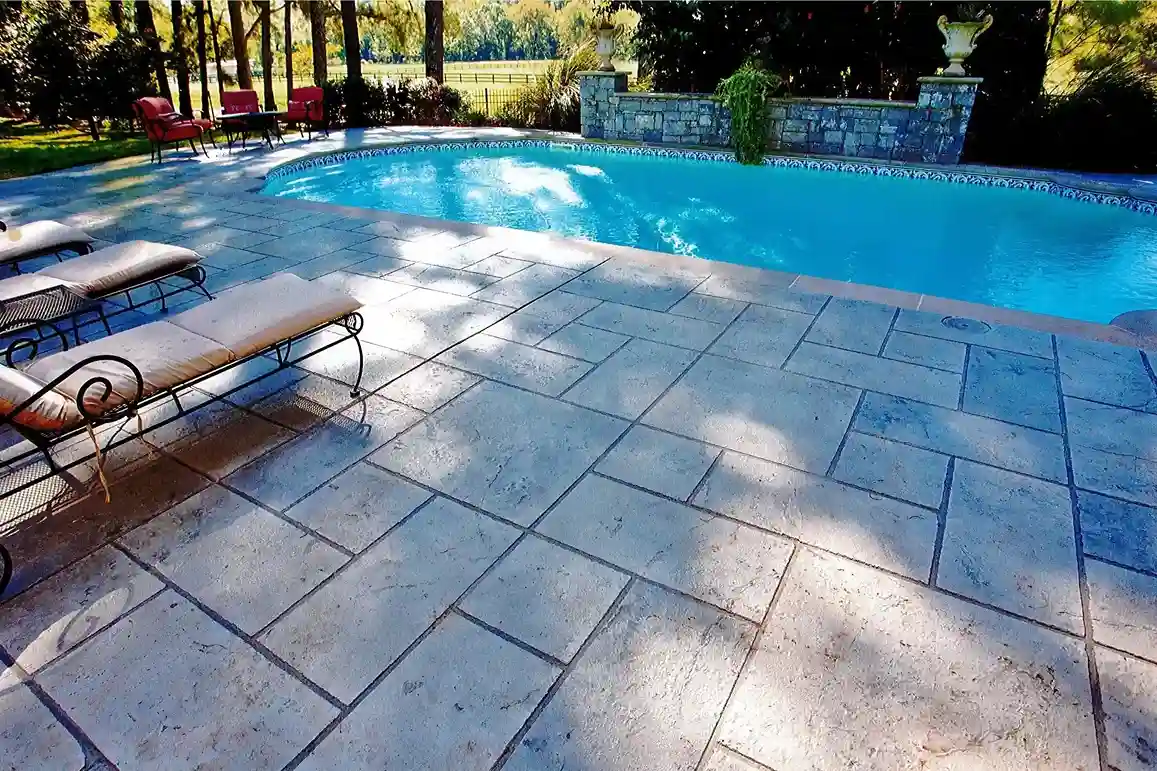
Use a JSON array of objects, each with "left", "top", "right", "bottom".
[
  {"left": 0, "top": 263, "right": 213, "bottom": 358},
  {"left": 0, "top": 310, "right": 366, "bottom": 595}
]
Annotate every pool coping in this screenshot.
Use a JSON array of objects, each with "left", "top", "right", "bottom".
[
  {"left": 263, "top": 136, "right": 1157, "bottom": 215},
  {"left": 251, "top": 136, "right": 1157, "bottom": 350}
]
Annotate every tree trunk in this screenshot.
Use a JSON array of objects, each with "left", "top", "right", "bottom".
[
  {"left": 1046, "top": 0, "right": 1066, "bottom": 55},
  {"left": 309, "top": 0, "right": 327, "bottom": 86},
  {"left": 136, "top": 0, "right": 173, "bottom": 103},
  {"left": 284, "top": 1, "right": 293, "bottom": 96},
  {"left": 258, "top": 0, "right": 274, "bottom": 108},
  {"left": 423, "top": 0, "right": 443, "bottom": 83},
  {"left": 228, "top": 0, "right": 252, "bottom": 89},
  {"left": 109, "top": 0, "right": 124, "bottom": 29},
  {"left": 171, "top": 1, "right": 193, "bottom": 115},
  {"left": 71, "top": 0, "right": 89, "bottom": 24},
  {"left": 195, "top": 0, "right": 210, "bottom": 116},
  {"left": 207, "top": 0, "right": 226, "bottom": 101},
  {"left": 341, "top": 0, "right": 361, "bottom": 81}
]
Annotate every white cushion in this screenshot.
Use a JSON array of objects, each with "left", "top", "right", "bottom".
[
  {"left": 36, "top": 241, "right": 200, "bottom": 298},
  {"left": 0, "top": 366, "right": 80, "bottom": 431},
  {"left": 0, "top": 274, "right": 75, "bottom": 303},
  {"left": 0, "top": 221, "right": 93, "bottom": 263},
  {"left": 167, "top": 272, "right": 362, "bottom": 359},
  {"left": 26, "top": 321, "right": 233, "bottom": 416}
]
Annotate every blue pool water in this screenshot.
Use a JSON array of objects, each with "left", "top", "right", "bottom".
[{"left": 263, "top": 144, "right": 1157, "bottom": 323}]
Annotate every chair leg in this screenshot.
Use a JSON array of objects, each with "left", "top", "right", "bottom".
[
  {"left": 0, "top": 542, "right": 12, "bottom": 597},
  {"left": 349, "top": 334, "right": 365, "bottom": 397},
  {"left": 189, "top": 139, "right": 198, "bottom": 155},
  {"left": 198, "top": 134, "right": 208, "bottom": 156},
  {"left": 97, "top": 305, "right": 112, "bottom": 337}
]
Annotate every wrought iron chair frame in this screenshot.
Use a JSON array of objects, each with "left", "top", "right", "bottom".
[
  {"left": 0, "top": 310, "right": 366, "bottom": 595},
  {"left": 0, "top": 265, "right": 213, "bottom": 360}
]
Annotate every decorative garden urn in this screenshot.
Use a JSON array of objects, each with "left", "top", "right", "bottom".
[
  {"left": 936, "top": 14, "right": 993, "bottom": 76},
  {"left": 595, "top": 24, "right": 616, "bottom": 72}
]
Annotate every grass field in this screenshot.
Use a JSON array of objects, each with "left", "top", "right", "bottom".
[{"left": 0, "top": 122, "right": 151, "bottom": 180}]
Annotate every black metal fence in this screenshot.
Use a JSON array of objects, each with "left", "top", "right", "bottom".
[
  {"left": 469, "top": 88, "right": 525, "bottom": 117},
  {"left": 198, "top": 71, "right": 537, "bottom": 118}
]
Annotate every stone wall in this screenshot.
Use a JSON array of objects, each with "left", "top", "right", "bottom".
[{"left": 579, "top": 71, "right": 981, "bottom": 165}]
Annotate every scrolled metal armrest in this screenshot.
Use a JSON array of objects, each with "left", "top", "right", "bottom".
[
  {"left": 0, "top": 318, "right": 70, "bottom": 367},
  {"left": 339, "top": 311, "right": 364, "bottom": 336},
  {"left": 3, "top": 354, "right": 145, "bottom": 427},
  {"left": 0, "top": 220, "right": 7, "bottom": 233}
]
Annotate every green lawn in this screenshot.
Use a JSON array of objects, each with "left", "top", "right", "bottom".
[
  {"left": 0, "top": 122, "right": 152, "bottom": 180},
  {"left": 0, "top": 60, "right": 637, "bottom": 178}
]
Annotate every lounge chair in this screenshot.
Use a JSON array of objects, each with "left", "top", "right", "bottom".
[
  {"left": 0, "top": 241, "right": 211, "bottom": 353},
  {"left": 0, "top": 219, "right": 95, "bottom": 273},
  {"left": 132, "top": 97, "right": 215, "bottom": 163},
  {"left": 0, "top": 272, "right": 365, "bottom": 594}
]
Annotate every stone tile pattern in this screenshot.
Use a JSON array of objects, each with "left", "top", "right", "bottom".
[
  {"left": 580, "top": 72, "right": 980, "bottom": 164},
  {"left": 1, "top": 159, "right": 1153, "bottom": 771}
]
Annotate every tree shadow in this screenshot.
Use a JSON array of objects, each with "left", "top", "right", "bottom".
[{"left": 0, "top": 166, "right": 1153, "bottom": 770}]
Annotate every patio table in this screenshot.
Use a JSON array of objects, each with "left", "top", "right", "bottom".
[{"left": 218, "top": 110, "right": 286, "bottom": 150}]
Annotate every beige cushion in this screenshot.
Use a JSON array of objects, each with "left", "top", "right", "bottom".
[
  {"left": 0, "top": 274, "right": 75, "bottom": 303},
  {"left": 0, "top": 221, "right": 93, "bottom": 263},
  {"left": 168, "top": 272, "right": 362, "bottom": 359},
  {"left": 36, "top": 241, "right": 200, "bottom": 298},
  {"left": 0, "top": 366, "right": 81, "bottom": 431},
  {"left": 26, "top": 321, "right": 233, "bottom": 416}
]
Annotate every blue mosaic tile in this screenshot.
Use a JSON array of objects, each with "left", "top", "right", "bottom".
[{"left": 262, "top": 139, "right": 1157, "bottom": 215}]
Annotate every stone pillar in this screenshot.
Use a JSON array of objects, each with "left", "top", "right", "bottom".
[
  {"left": 579, "top": 71, "right": 628, "bottom": 139},
  {"left": 909, "top": 75, "right": 983, "bottom": 164}
]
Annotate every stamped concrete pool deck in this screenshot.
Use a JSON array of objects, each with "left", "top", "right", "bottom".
[{"left": 1, "top": 127, "right": 1155, "bottom": 770}]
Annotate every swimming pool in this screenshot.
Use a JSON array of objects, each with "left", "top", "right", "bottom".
[{"left": 263, "top": 142, "right": 1157, "bottom": 323}]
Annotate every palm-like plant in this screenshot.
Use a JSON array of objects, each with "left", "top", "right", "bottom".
[{"left": 501, "top": 39, "right": 598, "bottom": 130}]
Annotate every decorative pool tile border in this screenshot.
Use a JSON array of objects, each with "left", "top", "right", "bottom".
[{"left": 264, "top": 139, "right": 1157, "bottom": 215}]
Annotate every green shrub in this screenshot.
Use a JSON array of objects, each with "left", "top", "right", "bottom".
[
  {"left": 967, "top": 62, "right": 1157, "bottom": 172},
  {"left": 324, "top": 76, "right": 466, "bottom": 128},
  {"left": 455, "top": 108, "right": 499, "bottom": 127},
  {"left": 1037, "top": 64, "right": 1157, "bottom": 172},
  {"left": 714, "top": 59, "right": 781, "bottom": 165}
]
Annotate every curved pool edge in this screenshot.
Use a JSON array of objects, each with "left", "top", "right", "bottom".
[
  {"left": 262, "top": 136, "right": 1157, "bottom": 216},
  {"left": 247, "top": 135, "right": 1155, "bottom": 348}
]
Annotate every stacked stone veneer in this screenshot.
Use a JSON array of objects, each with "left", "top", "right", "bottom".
[{"left": 579, "top": 71, "right": 981, "bottom": 165}]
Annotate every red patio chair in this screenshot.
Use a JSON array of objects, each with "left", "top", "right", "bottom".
[
  {"left": 221, "top": 89, "right": 260, "bottom": 115},
  {"left": 284, "top": 86, "right": 328, "bottom": 140},
  {"left": 132, "top": 97, "right": 214, "bottom": 163},
  {"left": 220, "top": 90, "right": 263, "bottom": 148}
]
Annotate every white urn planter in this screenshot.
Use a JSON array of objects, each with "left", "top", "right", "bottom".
[
  {"left": 936, "top": 14, "right": 993, "bottom": 76},
  {"left": 595, "top": 26, "right": 616, "bottom": 72}
]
